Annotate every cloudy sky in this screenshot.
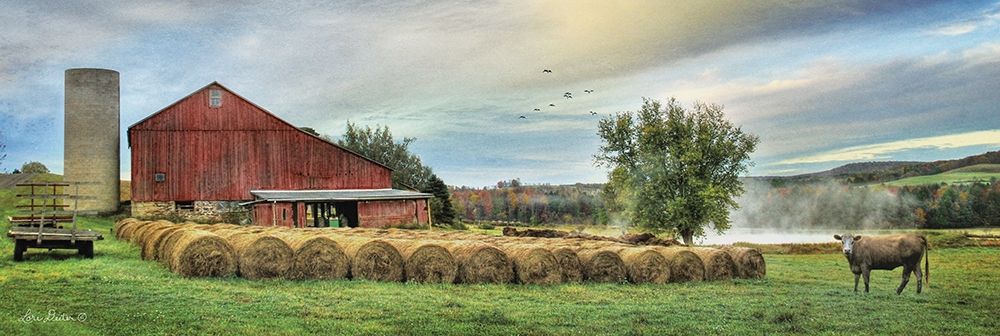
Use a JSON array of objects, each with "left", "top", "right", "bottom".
[{"left": 1, "top": 1, "right": 998, "bottom": 187}]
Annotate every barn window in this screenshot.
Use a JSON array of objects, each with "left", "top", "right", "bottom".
[
  {"left": 154, "top": 173, "right": 166, "bottom": 182},
  {"left": 209, "top": 89, "right": 222, "bottom": 108},
  {"left": 282, "top": 209, "right": 288, "bottom": 221},
  {"left": 175, "top": 201, "right": 195, "bottom": 211}
]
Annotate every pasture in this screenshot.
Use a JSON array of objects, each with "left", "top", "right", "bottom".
[
  {"left": 2, "top": 215, "right": 998, "bottom": 335},
  {"left": 885, "top": 164, "right": 1000, "bottom": 186}
]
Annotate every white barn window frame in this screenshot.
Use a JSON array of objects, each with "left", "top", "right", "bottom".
[{"left": 209, "top": 89, "right": 222, "bottom": 108}]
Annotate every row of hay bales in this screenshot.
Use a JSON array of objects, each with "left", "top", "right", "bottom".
[{"left": 114, "top": 218, "right": 765, "bottom": 284}]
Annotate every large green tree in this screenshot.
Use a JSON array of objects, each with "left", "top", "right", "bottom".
[
  {"left": 595, "top": 98, "right": 759, "bottom": 245},
  {"left": 338, "top": 122, "right": 433, "bottom": 190}
]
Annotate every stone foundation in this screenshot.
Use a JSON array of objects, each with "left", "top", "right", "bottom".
[
  {"left": 131, "top": 201, "right": 173, "bottom": 218},
  {"left": 132, "top": 200, "right": 249, "bottom": 223}
]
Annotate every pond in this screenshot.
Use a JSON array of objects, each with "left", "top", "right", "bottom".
[{"left": 697, "top": 228, "right": 844, "bottom": 245}]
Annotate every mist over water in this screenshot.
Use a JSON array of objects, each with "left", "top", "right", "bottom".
[{"left": 705, "top": 179, "right": 920, "bottom": 244}]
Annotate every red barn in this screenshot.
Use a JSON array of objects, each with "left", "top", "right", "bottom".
[{"left": 128, "top": 82, "right": 431, "bottom": 228}]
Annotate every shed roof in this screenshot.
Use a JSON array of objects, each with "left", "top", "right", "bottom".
[{"left": 248, "top": 189, "right": 433, "bottom": 203}]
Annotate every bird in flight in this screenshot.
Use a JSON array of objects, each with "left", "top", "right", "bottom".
[
  {"left": 533, "top": 108, "right": 540, "bottom": 112},
  {"left": 584, "top": 89, "right": 594, "bottom": 93},
  {"left": 519, "top": 115, "right": 527, "bottom": 119},
  {"left": 542, "top": 69, "right": 552, "bottom": 73},
  {"left": 590, "top": 111, "right": 597, "bottom": 115},
  {"left": 549, "top": 103, "right": 556, "bottom": 107}
]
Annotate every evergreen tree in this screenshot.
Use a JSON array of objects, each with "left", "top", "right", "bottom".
[{"left": 423, "top": 174, "right": 456, "bottom": 224}]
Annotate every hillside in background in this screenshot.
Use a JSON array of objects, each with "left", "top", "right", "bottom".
[
  {"left": 791, "top": 161, "right": 923, "bottom": 178},
  {"left": 885, "top": 164, "right": 1000, "bottom": 186},
  {"left": 760, "top": 150, "right": 1000, "bottom": 185}
]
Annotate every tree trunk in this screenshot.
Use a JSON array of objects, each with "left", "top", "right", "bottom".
[{"left": 680, "top": 229, "right": 694, "bottom": 246}]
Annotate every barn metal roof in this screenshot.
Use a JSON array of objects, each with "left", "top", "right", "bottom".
[{"left": 248, "top": 189, "right": 433, "bottom": 203}]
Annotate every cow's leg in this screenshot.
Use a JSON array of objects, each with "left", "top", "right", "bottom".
[
  {"left": 913, "top": 261, "right": 923, "bottom": 294},
  {"left": 896, "top": 266, "right": 911, "bottom": 295},
  {"left": 854, "top": 273, "right": 860, "bottom": 292},
  {"left": 862, "top": 267, "right": 871, "bottom": 293}
]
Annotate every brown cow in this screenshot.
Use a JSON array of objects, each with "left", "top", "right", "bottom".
[{"left": 834, "top": 234, "right": 929, "bottom": 294}]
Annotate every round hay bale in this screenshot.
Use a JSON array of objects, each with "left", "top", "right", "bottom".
[
  {"left": 279, "top": 234, "right": 350, "bottom": 280},
  {"left": 168, "top": 230, "right": 237, "bottom": 277},
  {"left": 722, "top": 246, "right": 766, "bottom": 279},
  {"left": 435, "top": 241, "right": 514, "bottom": 284},
  {"left": 332, "top": 236, "right": 404, "bottom": 282},
  {"left": 501, "top": 245, "right": 562, "bottom": 285},
  {"left": 386, "top": 240, "right": 457, "bottom": 284},
  {"left": 618, "top": 248, "right": 670, "bottom": 284},
  {"left": 227, "top": 233, "right": 294, "bottom": 280},
  {"left": 125, "top": 220, "right": 161, "bottom": 243},
  {"left": 132, "top": 220, "right": 174, "bottom": 245},
  {"left": 141, "top": 225, "right": 183, "bottom": 260},
  {"left": 157, "top": 224, "right": 216, "bottom": 265},
  {"left": 116, "top": 220, "right": 149, "bottom": 241},
  {"left": 551, "top": 247, "right": 584, "bottom": 283},
  {"left": 196, "top": 224, "right": 242, "bottom": 232},
  {"left": 212, "top": 228, "right": 255, "bottom": 239},
  {"left": 653, "top": 247, "right": 705, "bottom": 282},
  {"left": 157, "top": 228, "right": 189, "bottom": 265},
  {"left": 690, "top": 248, "right": 737, "bottom": 281},
  {"left": 114, "top": 218, "right": 140, "bottom": 237},
  {"left": 576, "top": 248, "right": 628, "bottom": 283}
]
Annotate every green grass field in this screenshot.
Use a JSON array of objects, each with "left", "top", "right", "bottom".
[
  {"left": 885, "top": 164, "right": 1000, "bottom": 186},
  {"left": 2, "top": 216, "right": 999, "bottom": 335}
]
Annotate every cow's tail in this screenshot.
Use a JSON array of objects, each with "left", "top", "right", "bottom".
[{"left": 923, "top": 235, "right": 930, "bottom": 288}]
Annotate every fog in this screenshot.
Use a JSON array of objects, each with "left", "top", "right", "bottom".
[{"left": 701, "top": 179, "right": 920, "bottom": 244}]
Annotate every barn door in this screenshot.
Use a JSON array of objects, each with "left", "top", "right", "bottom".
[{"left": 334, "top": 202, "right": 359, "bottom": 228}]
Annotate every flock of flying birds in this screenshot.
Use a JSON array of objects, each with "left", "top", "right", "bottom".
[{"left": 519, "top": 69, "right": 599, "bottom": 119}]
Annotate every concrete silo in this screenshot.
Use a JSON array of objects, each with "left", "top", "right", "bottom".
[{"left": 64, "top": 68, "right": 120, "bottom": 213}]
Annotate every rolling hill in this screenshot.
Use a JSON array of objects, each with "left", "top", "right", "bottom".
[
  {"left": 884, "top": 164, "right": 1000, "bottom": 186},
  {"left": 760, "top": 150, "right": 1000, "bottom": 185}
]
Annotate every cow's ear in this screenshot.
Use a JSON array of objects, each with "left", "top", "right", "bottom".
[
  {"left": 854, "top": 235, "right": 862, "bottom": 241},
  {"left": 834, "top": 235, "right": 842, "bottom": 240}
]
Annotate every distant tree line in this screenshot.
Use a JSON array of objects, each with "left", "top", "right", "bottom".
[
  {"left": 906, "top": 180, "right": 1000, "bottom": 228},
  {"left": 450, "top": 180, "right": 609, "bottom": 225}
]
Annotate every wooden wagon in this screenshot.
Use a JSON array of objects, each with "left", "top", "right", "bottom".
[{"left": 6, "top": 182, "right": 104, "bottom": 261}]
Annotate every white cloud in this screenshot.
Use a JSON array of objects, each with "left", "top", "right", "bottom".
[
  {"left": 962, "top": 42, "right": 1000, "bottom": 64},
  {"left": 775, "top": 130, "right": 1000, "bottom": 165},
  {"left": 929, "top": 22, "right": 979, "bottom": 36},
  {"left": 927, "top": 3, "right": 1000, "bottom": 36}
]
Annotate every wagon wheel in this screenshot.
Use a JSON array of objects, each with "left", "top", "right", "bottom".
[
  {"left": 77, "top": 241, "right": 94, "bottom": 259},
  {"left": 13, "top": 239, "right": 26, "bottom": 262}
]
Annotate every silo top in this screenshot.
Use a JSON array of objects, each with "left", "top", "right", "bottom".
[{"left": 66, "top": 68, "right": 120, "bottom": 77}]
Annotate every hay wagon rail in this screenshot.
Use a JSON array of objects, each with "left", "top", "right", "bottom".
[{"left": 6, "top": 182, "right": 103, "bottom": 261}]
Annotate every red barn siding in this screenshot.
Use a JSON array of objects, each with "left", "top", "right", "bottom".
[
  {"left": 358, "top": 199, "right": 428, "bottom": 228},
  {"left": 129, "top": 83, "right": 392, "bottom": 201},
  {"left": 253, "top": 202, "right": 306, "bottom": 228}
]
